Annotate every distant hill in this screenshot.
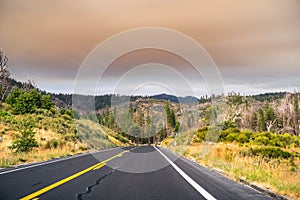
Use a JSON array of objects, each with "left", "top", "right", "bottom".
[
  {"left": 6, "top": 77, "right": 292, "bottom": 110},
  {"left": 49, "top": 92, "right": 292, "bottom": 111},
  {"left": 248, "top": 92, "right": 287, "bottom": 102},
  {"left": 51, "top": 93, "right": 200, "bottom": 111},
  {"left": 150, "top": 94, "right": 199, "bottom": 104}
]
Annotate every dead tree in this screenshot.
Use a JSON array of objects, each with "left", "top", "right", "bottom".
[
  {"left": 266, "top": 119, "right": 277, "bottom": 132},
  {"left": 0, "top": 49, "right": 10, "bottom": 103}
]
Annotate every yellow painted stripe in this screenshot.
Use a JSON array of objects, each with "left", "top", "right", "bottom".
[
  {"left": 20, "top": 150, "right": 129, "bottom": 200},
  {"left": 93, "top": 163, "right": 106, "bottom": 170}
]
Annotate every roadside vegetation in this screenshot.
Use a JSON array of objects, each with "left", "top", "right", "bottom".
[
  {"left": 0, "top": 50, "right": 132, "bottom": 168},
  {"left": 163, "top": 127, "right": 300, "bottom": 199},
  {"left": 0, "top": 89, "right": 130, "bottom": 168}
]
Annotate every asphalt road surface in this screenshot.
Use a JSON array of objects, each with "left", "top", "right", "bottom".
[{"left": 0, "top": 146, "right": 273, "bottom": 200}]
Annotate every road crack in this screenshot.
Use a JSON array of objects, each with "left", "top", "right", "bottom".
[{"left": 76, "top": 169, "right": 115, "bottom": 200}]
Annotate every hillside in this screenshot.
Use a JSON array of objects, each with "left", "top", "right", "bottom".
[
  {"left": 163, "top": 132, "right": 300, "bottom": 199},
  {"left": 0, "top": 87, "right": 131, "bottom": 168},
  {"left": 158, "top": 92, "right": 300, "bottom": 199}
]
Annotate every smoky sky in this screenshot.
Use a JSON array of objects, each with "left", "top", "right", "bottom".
[{"left": 0, "top": 0, "right": 300, "bottom": 96}]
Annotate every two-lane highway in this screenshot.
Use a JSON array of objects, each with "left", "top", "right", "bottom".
[{"left": 0, "top": 146, "right": 273, "bottom": 200}]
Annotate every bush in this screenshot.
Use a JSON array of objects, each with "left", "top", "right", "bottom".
[
  {"left": 280, "top": 134, "right": 292, "bottom": 147},
  {"left": 45, "top": 138, "right": 60, "bottom": 149},
  {"left": 236, "top": 132, "right": 249, "bottom": 144},
  {"left": 254, "top": 136, "right": 269, "bottom": 146},
  {"left": 226, "top": 132, "right": 239, "bottom": 142},
  {"left": 61, "top": 114, "right": 72, "bottom": 121},
  {"left": 79, "top": 146, "right": 88, "bottom": 151},
  {"left": 222, "top": 120, "right": 237, "bottom": 130},
  {"left": 194, "top": 126, "right": 299, "bottom": 148},
  {"left": 1, "top": 103, "right": 12, "bottom": 112},
  {"left": 64, "top": 133, "right": 77, "bottom": 142},
  {"left": 9, "top": 117, "right": 38, "bottom": 153},
  {"left": 195, "top": 127, "right": 208, "bottom": 142},
  {"left": 0, "top": 109, "right": 9, "bottom": 117},
  {"left": 249, "top": 147, "right": 292, "bottom": 159},
  {"left": 219, "top": 128, "right": 240, "bottom": 141},
  {"left": 35, "top": 109, "right": 52, "bottom": 116},
  {"left": 5, "top": 88, "right": 54, "bottom": 114}
]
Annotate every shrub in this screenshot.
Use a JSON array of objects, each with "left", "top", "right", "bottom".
[
  {"left": 45, "top": 138, "right": 60, "bottom": 149},
  {"left": 79, "top": 146, "right": 88, "bottom": 151},
  {"left": 280, "top": 134, "right": 292, "bottom": 147},
  {"left": 1, "top": 103, "right": 12, "bottom": 112},
  {"left": 222, "top": 120, "right": 237, "bottom": 130},
  {"left": 236, "top": 132, "right": 249, "bottom": 144},
  {"left": 219, "top": 128, "right": 240, "bottom": 141},
  {"left": 254, "top": 136, "right": 269, "bottom": 146},
  {"left": 196, "top": 127, "right": 208, "bottom": 142},
  {"left": 61, "top": 114, "right": 72, "bottom": 121},
  {"left": 226, "top": 132, "right": 239, "bottom": 142},
  {"left": 9, "top": 117, "right": 38, "bottom": 153},
  {"left": 35, "top": 109, "right": 52, "bottom": 116},
  {"left": 5, "top": 88, "right": 54, "bottom": 114},
  {"left": 0, "top": 109, "right": 9, "bottom": 117},
  {"left": 50, "top": 107, "right": 58, "bottom": 116},
  {"left": 249, "top": 147, "right": 292, "bottom": 159},
  {"left": 64, "top": 133, "right": 77, "bottom": 142}
]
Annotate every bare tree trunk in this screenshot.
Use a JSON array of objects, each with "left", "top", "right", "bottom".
[
  {"left": 266, "top": 119, "right": 276, "bottom": 132},
  {"left": 0, "top": 49, "right": 10, "bottom": 103}
]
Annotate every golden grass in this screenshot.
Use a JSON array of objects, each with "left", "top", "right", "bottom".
[
  {"left": 0, "top": 125, "right": 87, "bottom": 168},
  {"left": 0, "top": 145, "right": 81, "bottom": 168},
  {"left": 0, "top": 119, "right": 130, "bottom": 168},
  {"left": 162, "top": 135, "right": 300, "bottom": 200},
  {"left": 183, "top": 143, "right": 300, "bottom": 200}
]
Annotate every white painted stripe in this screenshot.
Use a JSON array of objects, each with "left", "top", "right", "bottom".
[
  {"left": 0, "top": 147, "right": 123, "bottom": 175},
  {"left": 154, "top": 146, "right": 217, "bottom": 200}
]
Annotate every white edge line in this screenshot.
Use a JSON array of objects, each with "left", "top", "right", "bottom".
[
  {"left": 153, "top": 146, "right": 217, "bottom": 200},
  {"left": 0, "top": 147, "right": 123, "bottom": 175}
]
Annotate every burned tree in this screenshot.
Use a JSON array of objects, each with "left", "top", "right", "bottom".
[{"left": 0, "top": 49, "right": 10, "bottom": 103}]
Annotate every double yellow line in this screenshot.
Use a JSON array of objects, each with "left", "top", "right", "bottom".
[{"left": 20, "top": 150, "right": 129, "bottom": 200}]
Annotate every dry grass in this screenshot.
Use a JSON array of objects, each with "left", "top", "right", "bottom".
[
  {"left": 183, "top": 143, "right": 300, "bottom": 200},
  {"left": 0, "top": 146, "right": 76, "bottom": 168},
  {"left": 162, "top": 135, "right": 300, "bottom": 200},
  {"left": 0, "top": 119, "right": 129, "bottom": 168},
  {"left": 0, "top": 125, "right": 87, "bottom": 168}
]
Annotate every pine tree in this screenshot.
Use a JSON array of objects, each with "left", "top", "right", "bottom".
[
  {"left": 251, "top": 111, "right": 258, "bottom": 131},
  {"left": 258, "top": 108, "right": 266, "bottom": 131},
  {"left": 169, "top": 109, "right": 176, "bottom": 128}
]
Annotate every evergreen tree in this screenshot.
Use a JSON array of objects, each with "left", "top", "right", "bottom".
[
  {"left": 169, "top": 109, "right": 176, "bottom": 128},
  {"left": 258, "top": 108, "right": 266, "bottom": 131},
  {"left": 174, "top": 122, "right": 180, "bottom": 133},
  {"left": 265, "top": 106, "right": 276, "bottom": 122},
  {"left": 251, "top": 111, "right": 258, "bottom": 131},
  {"left": 164, "top": 101, "right": 176, "bottom": 129},
  {"left": 6, "top": 88, "right": 54, "bottom": 114},
  {"left": 9, "top": 117, "right": 38, "bottom": 153}
]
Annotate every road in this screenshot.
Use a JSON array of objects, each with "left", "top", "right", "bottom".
[{"left": 0, "top": 146, "right": 273, "bottom": 200}]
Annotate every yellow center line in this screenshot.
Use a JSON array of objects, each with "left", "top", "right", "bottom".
[
  {"left": 20, "top": 150, "right": 129, "bottom": 200},
  {"left": 93, "top": 163, "right": 106, "bottom": 170}
]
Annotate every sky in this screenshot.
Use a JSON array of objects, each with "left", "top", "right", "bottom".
[{"left": 0, "top": 0, "right": 300, "bottom": 97}]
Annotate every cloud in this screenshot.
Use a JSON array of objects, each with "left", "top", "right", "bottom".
[{"left": 0, "top": 0, "right": 299, "bottom": 95}]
